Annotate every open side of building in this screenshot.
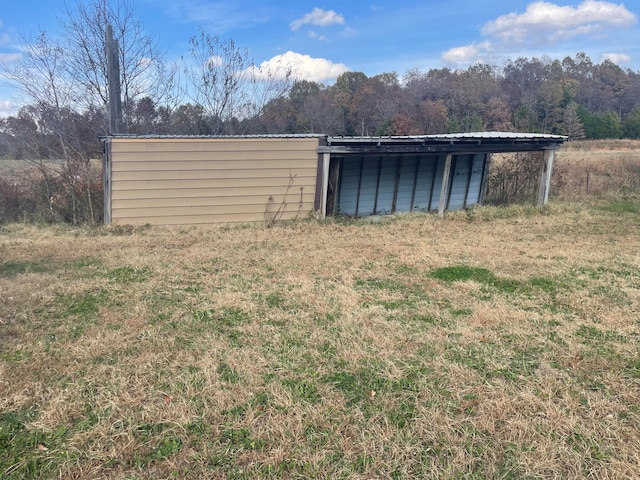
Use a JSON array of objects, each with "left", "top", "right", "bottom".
[{"left": 102, "top": 132, "right": 566, "bottom": 226}]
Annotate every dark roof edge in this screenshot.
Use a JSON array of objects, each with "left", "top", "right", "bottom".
[{"left": 99, "top": 133, "right": 326, "bottom": 141}]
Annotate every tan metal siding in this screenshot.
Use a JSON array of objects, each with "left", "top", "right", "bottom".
[{"left": 109, "top": 137, "right": 319, "bottom": 225}]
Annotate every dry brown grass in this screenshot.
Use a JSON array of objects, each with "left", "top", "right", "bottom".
[
  {"left": 554, "top": 140, "right": 640, "bottom": 198},
  {"left": 1, "top": 199, "right": 640, "bottom": 479}
]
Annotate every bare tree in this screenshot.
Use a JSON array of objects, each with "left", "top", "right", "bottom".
[
  {"left": 183, "top": 29, "right": 291, "bottom": 135},
  {"left": 60, "top": 0, "right": 177, "bottom": 131},
  {"left": 1, "top": 32, "right": 93, "bottom": 223}
]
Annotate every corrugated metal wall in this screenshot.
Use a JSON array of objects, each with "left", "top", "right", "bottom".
[
  {"left": 335, "top": 153, "right": 487, "bottom": 216},
  {"left": 108, "top": 137, "right": 319, "bottom": 225},
  {"left": 447, "top": 153, "right": 486, "bottom": 210}
]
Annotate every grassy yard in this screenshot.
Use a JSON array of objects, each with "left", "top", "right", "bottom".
[{"left": 1, "top": 199, "right": 639, "bottom": 479}]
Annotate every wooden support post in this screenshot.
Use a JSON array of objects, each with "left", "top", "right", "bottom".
[
  {"left": 319, "top": 152, "right": 331, "bottom": 218},
  {"left": 438, "top": 153, "right": 453, "bottom": 218},
  {"left": 537, "top": 149, "right": 555, "bottom": 206}
]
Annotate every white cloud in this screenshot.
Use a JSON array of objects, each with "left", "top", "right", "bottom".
[
  {"left": 441, "top": 1, "right": 638, "bottom": 67},
  {"left": 290, "top": 8, "right": 345, "bottom": 31},
  {"left": 482, "top": 1, "right": 637, "bottom": 45},
  {"left": 441, "top": 44, "right": 482, "bottom": 65},
  {"left": 0, "top": 100, "right": 16, "bottom": 115},
  {"left": 441, "top": 42, "right": 493, "bottom": 66},
  {"left": 249, "top": 51, "right": 349, "bottom": 83},
  {"left": 341, "top": 27, "right": 357, "bottom": 37},
  {"left": 600, "top": 52, "right": 631, "bottom": 64},
  {"left": 308, "top": 31, "right": 327, "bottom": 41},
  {"left": 206, "top": 55, "right": 223, "bottom": 67},
  {"left": 0, "top": 53, "right": 21, "bottom": 63}
]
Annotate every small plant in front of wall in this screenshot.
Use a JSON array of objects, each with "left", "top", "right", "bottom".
[{"left": 264, "top": 171, "right": 303, "bottom": 227}]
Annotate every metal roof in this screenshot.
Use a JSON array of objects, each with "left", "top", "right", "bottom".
[
  {"left": 103, "top": 132, "right": 566, "bottom": 141},
  {"left": 328, "top": 132, "right": 566, "bottom": 141},
  {"left": 322, "top": 132, "right": 567, "bottom": 154},
  {"left": 101, "top": 131, "right": 567, "bottom": 154}
]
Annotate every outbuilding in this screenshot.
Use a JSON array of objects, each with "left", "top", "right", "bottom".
[{"left": 102, "top": 132, "right": 566, "bottom": 226}]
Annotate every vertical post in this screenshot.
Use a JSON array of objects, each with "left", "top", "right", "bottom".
[
  {"left": 373, "top": 156, "right": 382, "bottom": 214},
  {"left": 478, "top": 153, "right": 492, "bottom": 205},
  {"left": 410, "top": 155, "right": 420, "bottom": 210},
  {"left": 106, "top": 24, "right": 124, "bottom": 134},
  {"left": 537, "top": 149, "right": 555, "bottom": 206},
  {"left": 319, "top": 152, "right": 331, "bottom": 218},
  {"left": 103, "top": 139, "right": 112, "bottom": 225},
  {"left": 326, "top": 157, "right": 341, "bottom": 216},
  {"left": 391, "top": 156, "right": 402, "bottom": 213},
  {"left": 438, "top": 153, "right": 453, "bottom": 218}
]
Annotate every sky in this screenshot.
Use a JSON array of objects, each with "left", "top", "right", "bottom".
[{"left": 0, "top": 0, "right": 639, "bottom": 115}]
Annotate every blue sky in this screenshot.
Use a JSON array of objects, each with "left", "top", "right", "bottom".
[{"left": 1, "top": 0, "right": 639, "bottom": 115}]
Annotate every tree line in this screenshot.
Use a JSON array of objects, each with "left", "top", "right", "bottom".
[{"left": 4, "top": 53, "right": 640, "bottom": 159}]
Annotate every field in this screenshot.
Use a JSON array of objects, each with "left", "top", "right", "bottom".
[
  {"left": 552, "top": 139, "right": 640, "bottom": 197},
  {"left": 1, "top": 195, "right": 639, "bottom": 479}
]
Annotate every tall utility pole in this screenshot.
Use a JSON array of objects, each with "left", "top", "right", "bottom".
[{"left": 106, "top": 23, "right": 124, "bottom": 134}]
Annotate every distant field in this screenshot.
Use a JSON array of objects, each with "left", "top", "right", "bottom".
[
  {"left": 1, "top": 199, "right": 639, "bottom": 479},
  {"left": 553, "top": 140, "right": 640, "bottom": 197},
  {"left": 0, "top": 158, "right": 102, "bottom": 174},
  {"left": 0, "top": 159, "right": 64, "bottom": 173}
]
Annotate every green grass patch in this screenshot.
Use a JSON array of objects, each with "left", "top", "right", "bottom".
[
  {"left": 55, "top": 289, "right": 108, "bottom": 319},
  {"left": 218, "top": 361, "right": 241, "bottom": 383},
  {"left": 323, "top": 362, "right": 389, "bottom": 407},
  {"left": 596, "top": 200, "right": 640, "bottom": 214},
  {"left": 0, "top": 349, "right": 31, "bottom": 362},
  {"left": 221, "top": 427, "right": 266, "bottom": 452},
  {"left": 429, "top": 265, "right": 496, "bottom": 283},
  {"left": 192, "top": 307, "right": 251, "bottom": 330},
  {"left": 0, "top": 260, "right": 50, "bottom": 277},
  {"left": 0, "top": 411, "right": 70, "bottom": 479},
  {"left": 429, "top": 265, "right": 559, "bottom": 296},
  {"left": 104, "top": 266, "right": 150, "bottom": 284},
  {"left": 282, "top": 378, "right": 321, "bottom": 404}
]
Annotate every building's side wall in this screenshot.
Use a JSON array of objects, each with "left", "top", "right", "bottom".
[{"left": 109, "top": 137, "right": 319, "bottom": 225}]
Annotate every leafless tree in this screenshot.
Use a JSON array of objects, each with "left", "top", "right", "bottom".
[
  {"left": 1, "top": 31, "right": 87, "bottom": 223},
  {"left": 60, "top": 0, "right": 177, "bottom": 131},
  {"left": 183, "top": 29, "right": 291, "bottom": 135}
]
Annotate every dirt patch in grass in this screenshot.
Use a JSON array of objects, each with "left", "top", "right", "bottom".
[{"left": 1, "top": 200, "right": 639, "bottom": 479}]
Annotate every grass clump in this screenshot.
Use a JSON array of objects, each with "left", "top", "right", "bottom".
[
  {"left": 0, "top": 411, "right": 70, "bottom": 479},
  {"left": 596, "top": 199, "right": 640, "bottom": 214},
  {"left": 0, "top": 260, "right": 50, "bottom": 277}
]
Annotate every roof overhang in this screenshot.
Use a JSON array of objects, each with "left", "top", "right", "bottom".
[{"left": 320, "top": 132, "right": 567, "bottom": 155}]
